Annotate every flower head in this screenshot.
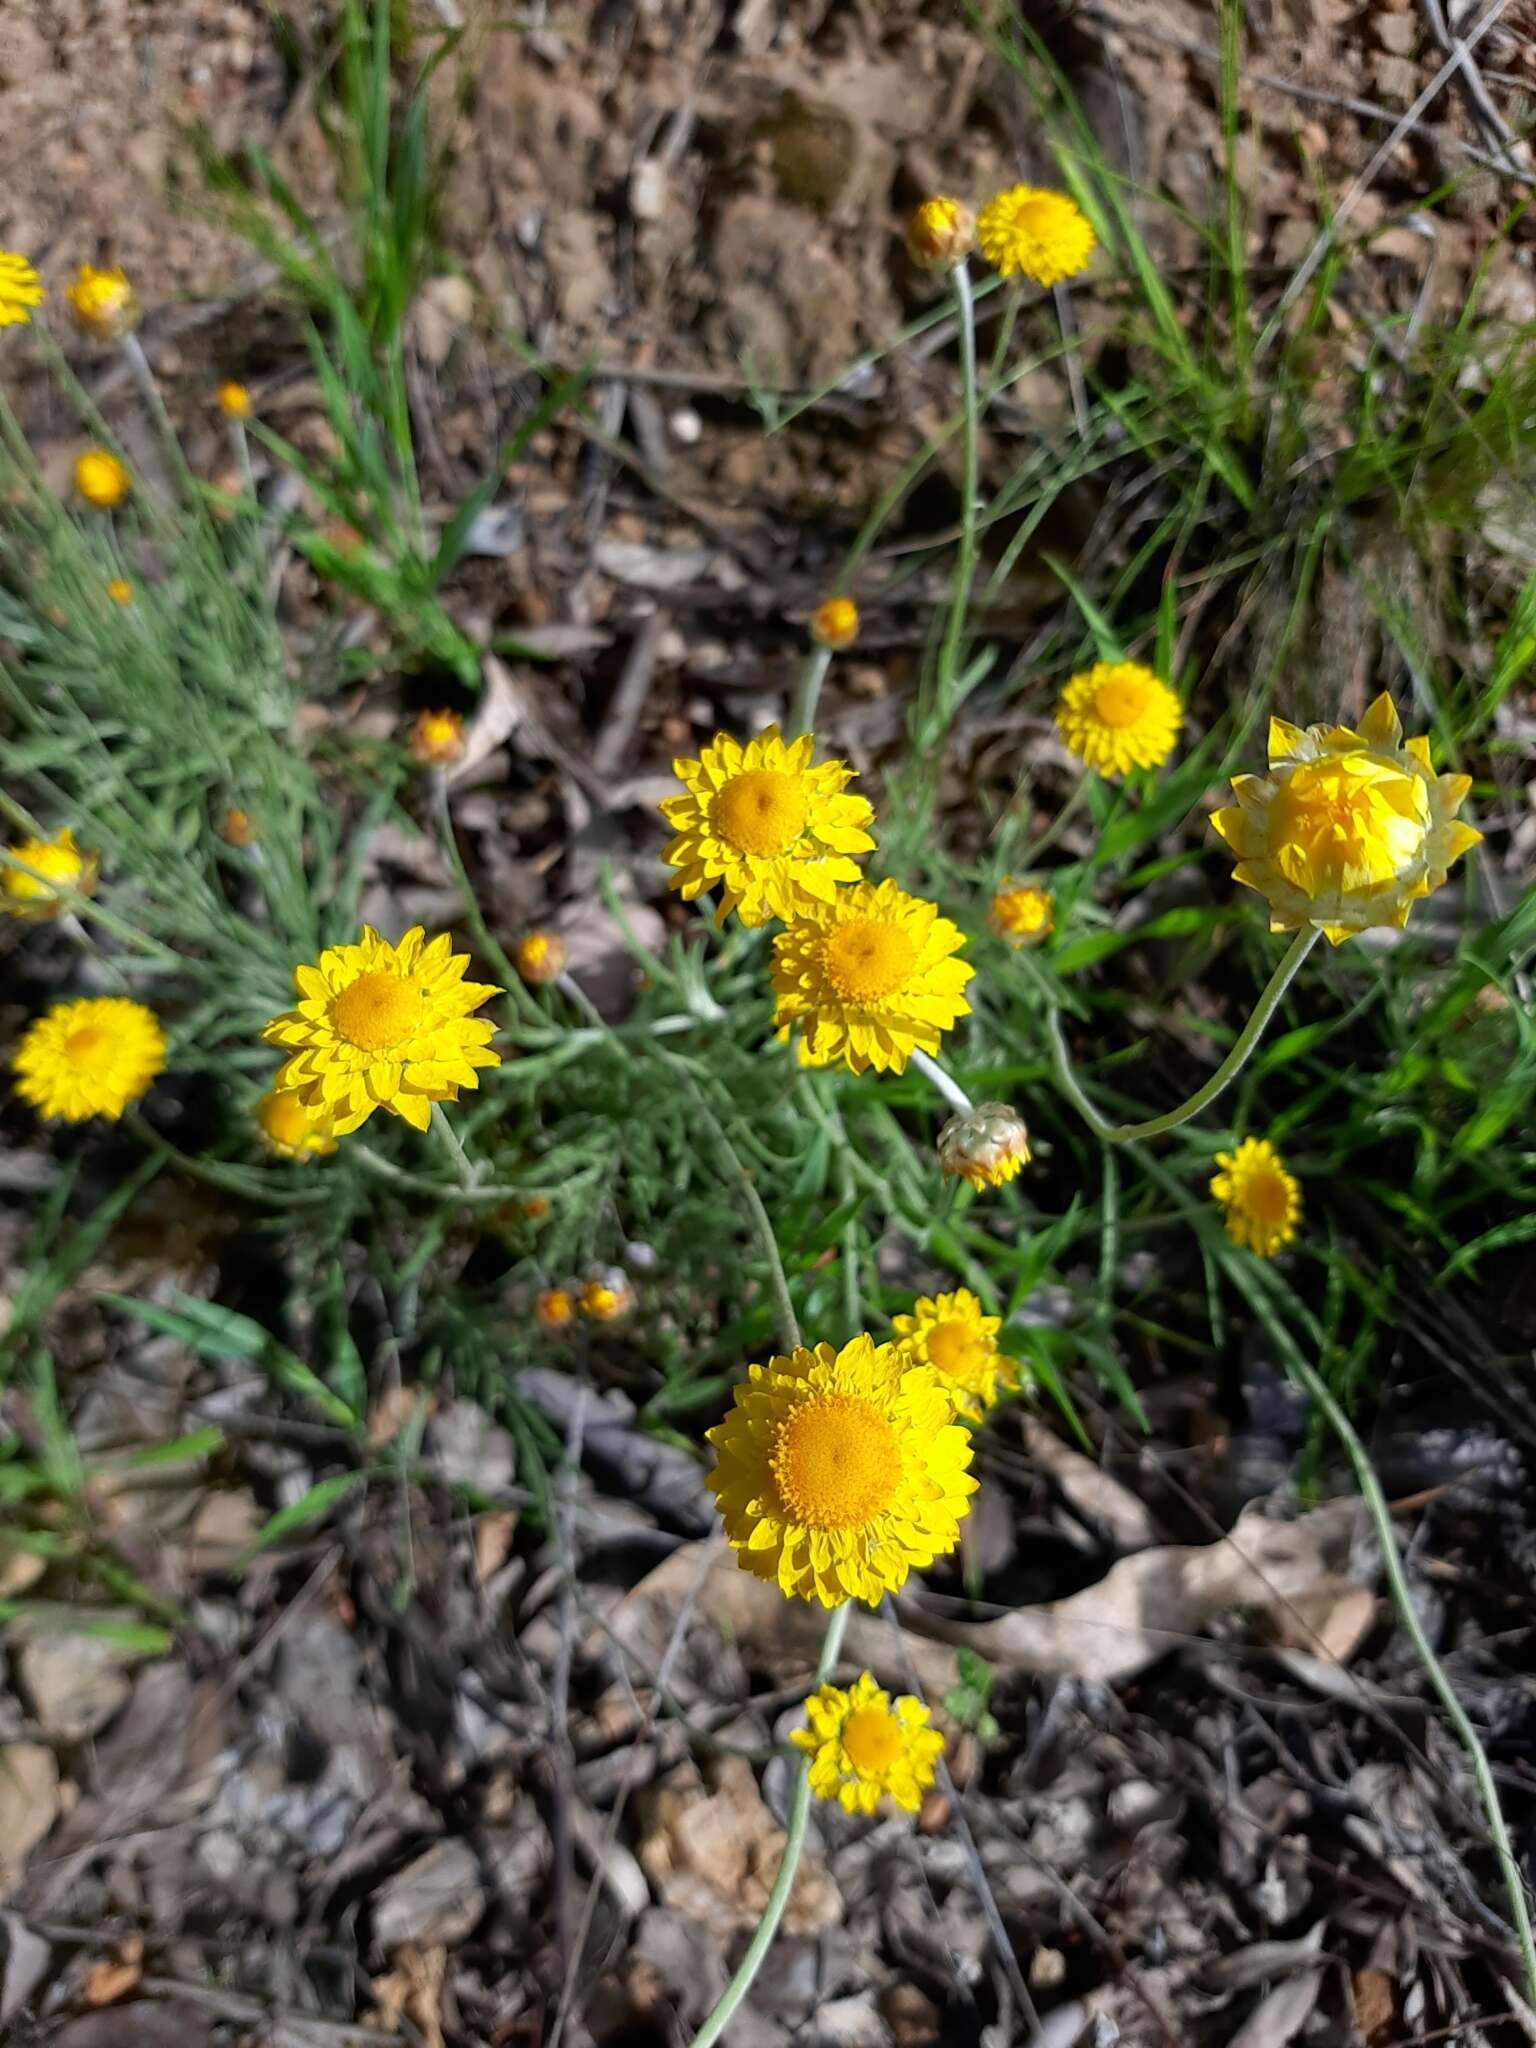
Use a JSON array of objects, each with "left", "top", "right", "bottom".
[
  {"left": 537, "top": 1287, "right": 576, "bottom": 1331},
  {"left": 771, "top": 878, "right": 973, "bottom": 1075},
  {"left": 1211, "top": 694, "right": 1481, "bottom": 945},
  {"left": 977, "top": 186, "right": 1096, "bottom": 285},
  {"left": 254, "top": 1087, "right": 337, "bottom": 1161},
  {"left": 906, "top": 198, "right": 975, "bottom": 271},
  {"left": 515, "top": 931, "right": 567, "bottom": 985},
  {"left": 105, "top": 577, "right": 134, "bottom": 606},
  {"left": 13, "top": 997, "right": 165, "bottom": 1122},
  {"left": 809, "top": 597, "right": 859, "bottom": 651},
  {"left": 580, "top": 1275, "right": 633, "bottom": 1322},
  {"left": 661, "top": 725, "right": 875, "bottom": 930},
  {"left": 892, "top": 1288, "right": 1016, "bottom": 1420},
  {"left": 706, "top": 1332, "right": 977, "bottom": 1607},
  {"left": 74, "top": 450, "right": 131, "bottom": 509},
  {"left": 0, "top": 251, "right": 44, "bottom": 326},
  {"left": 409, "top": 707, "right": 466, "bottom": 767},
  {"left": 1210, "top": 1138, "right": 1301, "bottom": 1259},
  {"left": 217, "top": 381, "right": 253, "bottom": 420},
  {"left": 262, "top": 925, "right": 502, "bottom": 1136},
  {"left": 65, "top": 264, "right": 137, "bottom": 341},
  {"left": 220, "top": 808, "right": 257, "bottom": 847},
  {"left": 791, "top": 1671, "right": 944, "bottom": 1815},
  {"left": 2, "top": 828, "right": 98, "bottom": 920},
  {"left": 937, "top": 1101, "right": 1031, "bottom": 1191},
  {"left": 990, "top": 879, "right": 1053, "bottom": 947},
  {"left": 1056, "top": 661, "right": 1181, "bottom": 778}
]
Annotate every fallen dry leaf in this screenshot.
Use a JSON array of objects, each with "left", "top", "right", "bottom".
[
  {"left": 83, "top": 1934, "right": 144, "bottom": 2007},
  {"left": 0, "top": 1742, "right": 60, "bottom": 1899},
  {"left": 640, "top": 1756, "right": 841, "bottom": 1939},
  {"left": 1351, "top": 1965, "right": 1395, "bottom": 2045},
  {"left": 1263, "top": 1575, "right": 1377, "bottom": 1664},
  {"left": 367, "top": 1942, "right": 446, "bottom": 2048},
  {"left": 1022, "top": 1416, "right": 1159, "bottom": 1551}
]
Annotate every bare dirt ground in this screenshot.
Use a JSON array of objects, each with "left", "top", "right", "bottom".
[{"left": 4, "top": 3, "right": 1536, "bottom": 2046}]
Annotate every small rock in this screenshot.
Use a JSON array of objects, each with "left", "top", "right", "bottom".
[
  {"left": 0, "top": 1911, "right": 50, "bottom": 2026},
  {"left": 1373, "top": 12, "right": 1418, "bottom": 53},
  {"left": 425, "top": 1399, "right": 516, "bottom": 1494},
  {"left": 17, "top": 1628, "right": 137, "bottom": 1741},
  {"left": 373, "top": 1839, "right": 486, "bottom": 1952},
  {"left": 1371, "top": 52, "right": 1421, "bottom": 102}
]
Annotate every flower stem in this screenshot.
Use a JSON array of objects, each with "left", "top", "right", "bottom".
[
  {"left": 686, "top": 1600, "right": 851, "bottom": 2048},
  {"left": 430, "top": 1102, "right": 481, "bottom": 1188},
  {"left": 1047, "top": 925, "right": 1320, "bottom": 1143},
  {"left": 794, "top": 646, "right": 834, "bottom": 735},
  {"left": 1010, "top": 775, "right": 1088, "bottom": 865},
  {"left": 934, "top": 257, "right": 980, "bottom": 727},
  {"left": 908, "top": 1046, "right": 973, "bottom": 1116}
]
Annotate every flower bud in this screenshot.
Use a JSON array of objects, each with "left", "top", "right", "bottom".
[
  {"left": 906, "top": 197, "right": 975, "bottom": 271},
  {"left": 937, "top": 1101, "right": 1031, "bottom": 1191},
  {"left": 809, "top": 596, "right": 859, "bottom": 651}
]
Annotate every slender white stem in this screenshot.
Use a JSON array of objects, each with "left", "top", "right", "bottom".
[{"left": 909, "top": 1046, "right": 974, "bottom": 1116}]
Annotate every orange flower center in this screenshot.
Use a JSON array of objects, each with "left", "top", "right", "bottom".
[
  {"left": 1269, "top": 754, "right": 1427, "bottom": 897},
  {"left": 1238, "top": 1165, "right": 1292, "bottom": 1225},
  {"left": 65, "top": 1025, "right": 108, "bottom": 1064},
  {"left": 923, "top": 1321, "right": 980, "bottom": 1381},
  {"left": 332, "top": 970, "right": 424, "bottom": 1051},
  {"left": 715, "top": 770, "right": 808, "bottom": 858},
  {"left": 1092, "top": 674, "right": 1151, "bottom": 728},
  {"left": 771, "top": 1392, "right": 903, "bottom": 1530},
  {"left": 843, "top": 1703, "right": 903, "bottom": 1774},
  {"left": 820, "top": 919, "right": 918, "bottom": 1005}
]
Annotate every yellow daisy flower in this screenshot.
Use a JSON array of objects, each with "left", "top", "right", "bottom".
[
  {"left": 1, "top": 828, "right": 98, "bottom": 920},
  {"left": 891, "top": 1287, "right": 1017, "bottom": 1420},
  {"left": 0, "top": 251, "right": 45, "bottom": 327},
  {"left": 220, "top": 808, "right": 257, "bottom": 847},
  {"left": 254, "top": 1087, "right": 337, "bottom": 1161},
  {"left": 262, "top": 925, "right": 502, "bottom": 1137},
  {"left": 1211, "top": 693, "right": 1482, "bottom": 946},
  {"left": 1055, "top": 661, "right": 1182, "bottom": 778},
  {"left": 660, "top": 725, "right": 875, "bottom": 929},
  {"left": 771, "top": 878, "right": 973, "bottom": 1075},
  {"left": 976, "top": 186, "right": 1096, "bottom": 286},
  {"left": 705, "top": 1332, "right": 977, "bottom": 1608},
  {"left": 936, "top": 1102, "right": 1031, "bottom": 1192},
  {"left": 791, "top": 1671, "right": 945, "bottom": 1816},
  {"left": 516, "top": 931, "right": 566, "bottom": 985},
  {"left": 13, "top": 997, "right": 166, "bottom": 1122},
  {"left": 408, "top": 706, "right": 466, "bottom": 766},
  {"left": 217, "top": 381, "right": 253, "bottom": 419},
  {"left": 906, "top": 198, "right": 975, "bottom": 272},
  {"left": 537, "top": 1287, "right": 576, "bottom": 1331},
  {"left": 65, "top": 264, "right": 137, "bottom": 341},
  {"left": 809, "top": 596, "right": 860, "bottom": 651},
  {"left": 990, "top": 878, "right": 1053, "bottom": 947},
  {"left": 1210, "top": 1138, "right": 1301, "bottom": 1259},
  {"left": 74, "top": 450, "right": 131, "bottom": 510},
  {"left": 105, "top": 577, "right": 135, "bottom": 606},
  {"left": 580, "top": 1275, "right": 633, "bottom": 1322}
]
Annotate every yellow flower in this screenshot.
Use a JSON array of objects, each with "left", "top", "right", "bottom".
[
  {"left": 409, "top": 707, "right": 466, "bottom": 766},
  {"left": 13, "top": 997, "right": 166, "bottom": 1122},
  {"left": 262, "top": 925, "right": 502, "bottom": 1137},
  {"left": 661, "top": 725, "right": 875, "bottom": 930},
  {"left": 1211, "top": 693, "right": 1482, "bottom": 946},
  {"left": 65, "top": 264, "right": 137, "bottom": 341},
  {"left": 705, "top": 1332, "right": 977, "bottom": 1608},
  {"left": 74, "top": 450, "right": 131, "bottom": 509},
  {"left": 809, "top": 597, "right": 859, "bottom": 651},
  {"left": 1055, "top": 661, "right": 1181, "bottom": 778},
  {"left": 976, "top": 186, "right": 1096, "bottom": 285},
  {"left": 771, "top": 878, "right": 973, "bottom": 1075},
  {"left": 537, "top": 1287, "right": 576, "bottom": 1331},
  {"left": 105, "top": 577, "right": 134, "bottom": 606},
  {"left": 220, "top": 807, "right": 257, "bottom": 847},
  {"left": 516, "top": 931, "right": 567, "bottom": 985},
  {"left": 791, "top": 1671, "right": 944, "bottom": 1815},
  {"left": 217, "top": 381, "right": 253, "bottom": 419},
  {"left": 0, "top": 251, "right": 45, "bottom": 327},
  {"left": 990, "top": 879, "right": 1053, "bottom": 947},
  {"left": 1210, "top": 1138, "right": 1301, "bottom": 1259},
  {"left": 936, "top": 1102, "right": 1031, "bottom": 1191},
  {"left": 254, "top": 1087, "right": 337, "bottom": 1161},
  {"left": 891, "top": 1287, "right": 1016, "bottom": 1420},
  {"left": 906, "top": 198, "right": 975, "bottom": 271},
  {"left": 580, "top": 1275, "right": 633, "bottom": 1322},
  {"left": 1, "top": 828, "right": 98, "bottom": 920}
]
